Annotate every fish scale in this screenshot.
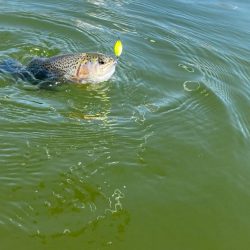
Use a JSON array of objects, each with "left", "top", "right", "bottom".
[{"left": 27, "top": 53, "right": 87, "bottom": 79}]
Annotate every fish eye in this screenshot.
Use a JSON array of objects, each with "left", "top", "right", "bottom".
[{"left": 98, "top": 59, "right": 105, "bottom": 65}]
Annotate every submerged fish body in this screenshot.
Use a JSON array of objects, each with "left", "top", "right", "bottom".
[{"left": 26, "top": 52, "right": 117, "bottom": 84}]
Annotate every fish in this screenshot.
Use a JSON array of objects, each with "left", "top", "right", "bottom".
[
  {"left": 26, "top": 52, "right": 117, "bottom": 84},
  {"left": 0, "top": 40, "right": 123, "bottom": 86}
]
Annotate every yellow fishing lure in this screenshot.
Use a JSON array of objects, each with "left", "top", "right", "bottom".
[{"left": 114, "top": 39, "right": 123, "bottom": 57}]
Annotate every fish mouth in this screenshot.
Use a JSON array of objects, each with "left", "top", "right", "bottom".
[
  {"left": 97, "top": 62, "right": 116, "bottom": 82},
  {"left": 103, "top": 60, "right": 117, "bottom": 70}
]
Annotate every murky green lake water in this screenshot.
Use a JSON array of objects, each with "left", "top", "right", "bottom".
[{"left": 0, "top": 0, "right": 250, "bottom": 249}]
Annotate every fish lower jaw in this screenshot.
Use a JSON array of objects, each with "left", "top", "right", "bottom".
[{"left": 79, "top": 67, "right": 116, "bottom": 84}]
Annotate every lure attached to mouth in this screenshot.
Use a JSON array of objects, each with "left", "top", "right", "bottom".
[{"left": 114, "top": 39, "right": 123, "bottom": 58}]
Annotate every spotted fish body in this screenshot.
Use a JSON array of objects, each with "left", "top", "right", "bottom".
[{"left": 26, "top": 52, "right": 117, "bottom": 84}]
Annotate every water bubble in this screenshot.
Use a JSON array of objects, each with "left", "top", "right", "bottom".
[
  {"left": 178, "top": 63, "right": 195, "bottom": 73},
  {"left": 63, "top": 228, "right": 71, "bottom": 234},
  {"left": 183, "top": 81, "right": 200, "bottom": 92}
]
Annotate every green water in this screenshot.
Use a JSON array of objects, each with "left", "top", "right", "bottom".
[{"left": 1, "top": 0, "right": 250, "bottom": 249}]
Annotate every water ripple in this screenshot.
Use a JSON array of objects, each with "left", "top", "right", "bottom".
[{"left": 1, "top": 0, "right": 250, "bottom": 246}]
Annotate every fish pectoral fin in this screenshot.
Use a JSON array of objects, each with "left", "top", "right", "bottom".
[
  {"left": 66, "top": 75, "right": 80, "bottom": 83},
  {"left": 64, "top": 73, "right": 79, "bottom": 83},
  {"left": 65, "top": 74, "right": 88, "bottom": 84},
  {"left": 65, "top": 76, "right": 89, "bottom": 83}
]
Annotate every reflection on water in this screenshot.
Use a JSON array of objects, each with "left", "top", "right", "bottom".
[
  {"left": 66, "top": 84, "right": 111, "bottom": 122},
  {"left": 0, "top": 70, "right": 130, "bottom": 247}
]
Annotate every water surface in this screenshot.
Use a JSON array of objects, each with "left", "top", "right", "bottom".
[{"left": 1, "top": 0, "right": 250, "bottom": 249}]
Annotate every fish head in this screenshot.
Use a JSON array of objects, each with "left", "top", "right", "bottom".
[{"left": 76, "top": 53, "right": 117, "bottom": 83}]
